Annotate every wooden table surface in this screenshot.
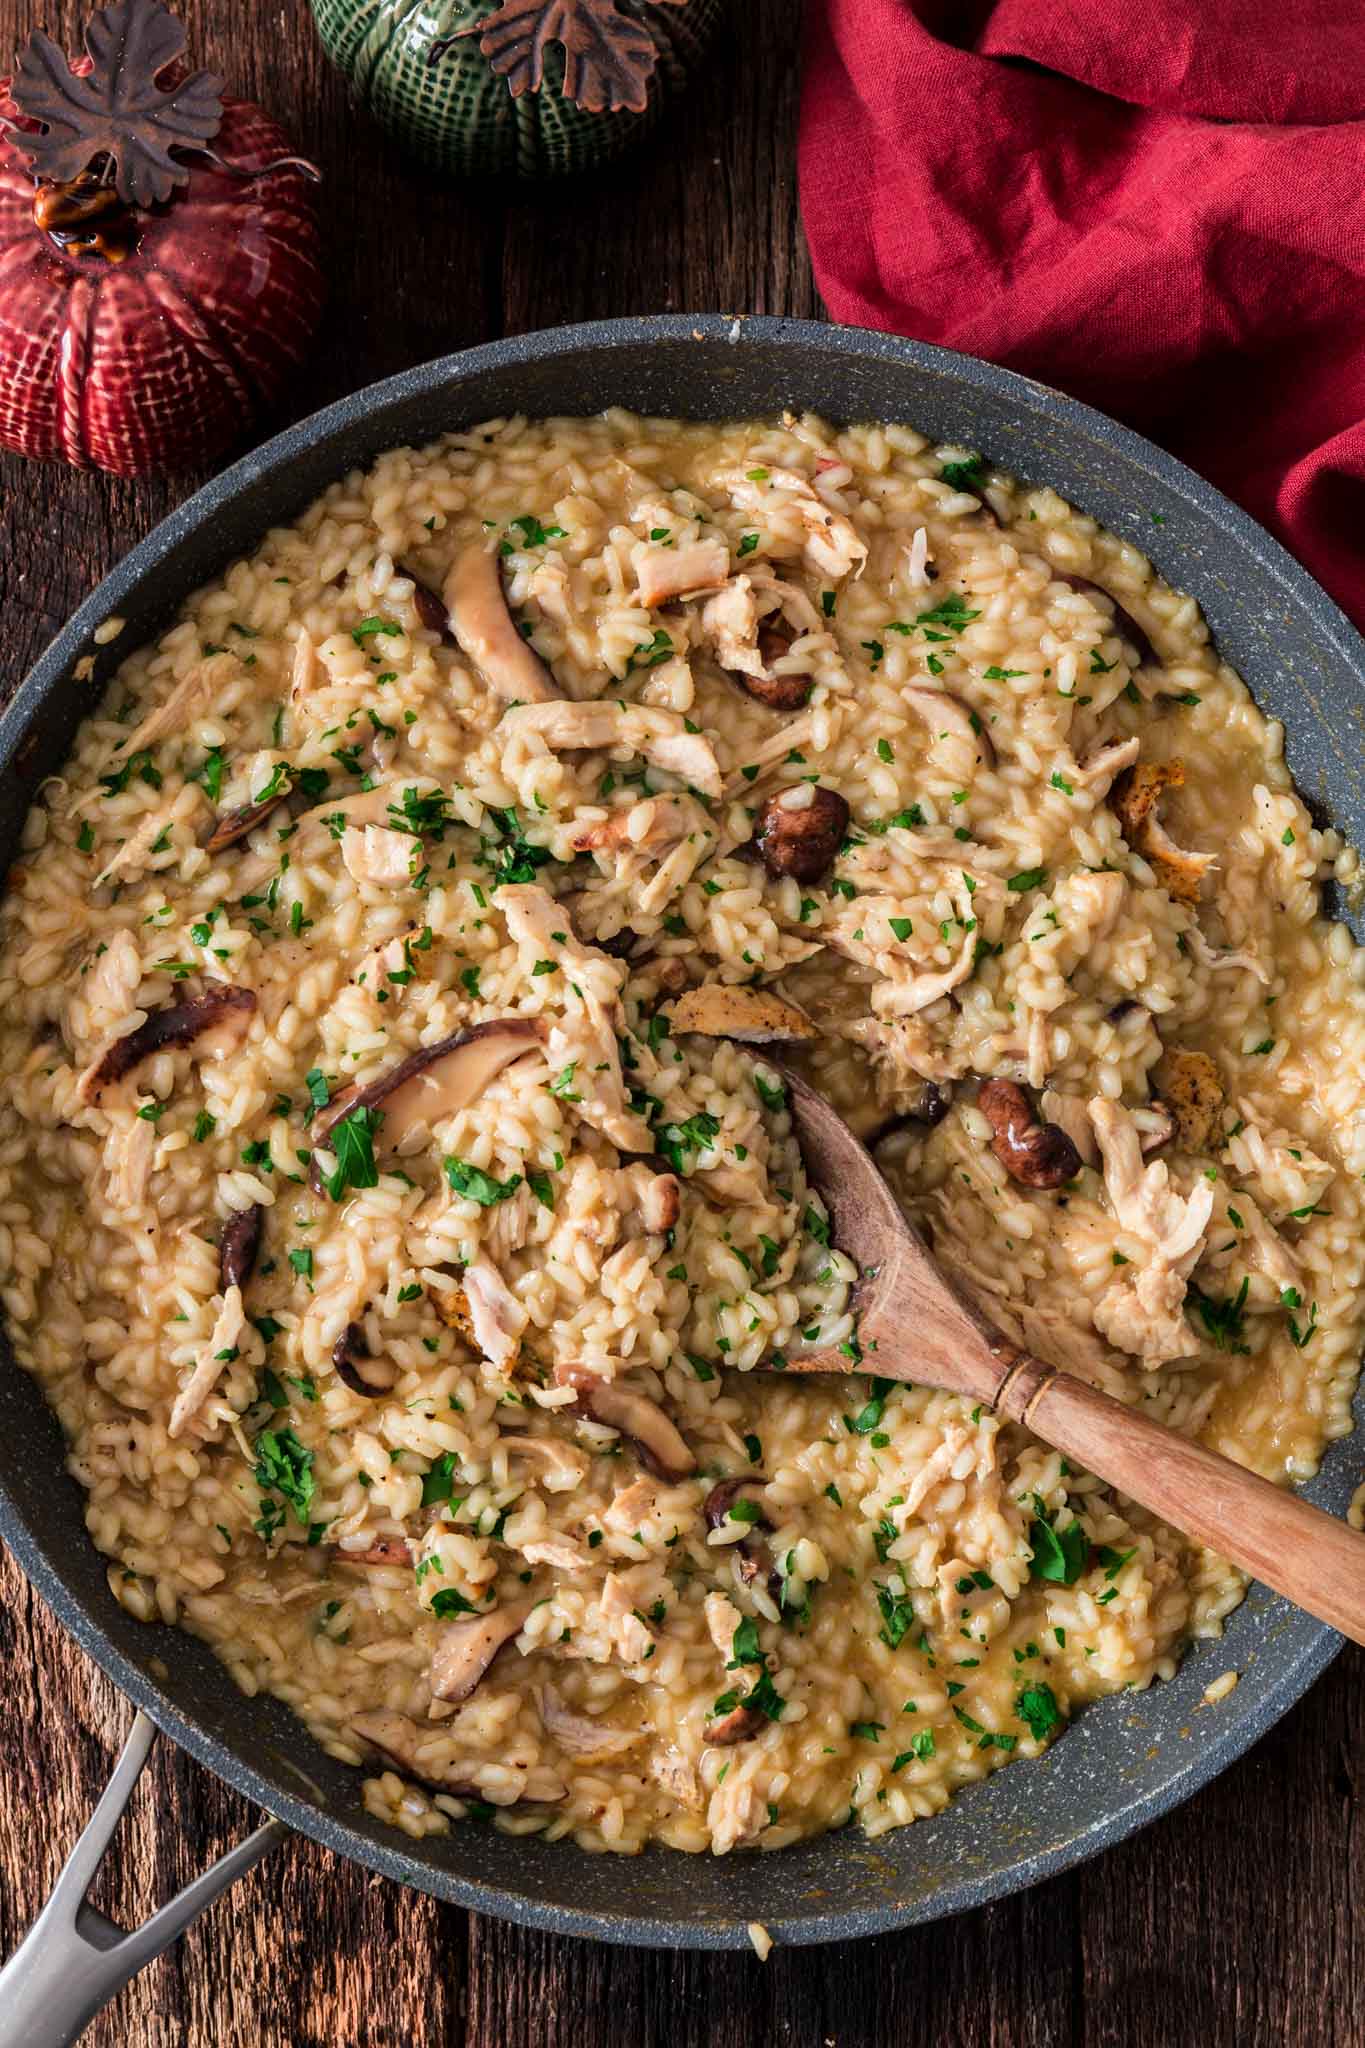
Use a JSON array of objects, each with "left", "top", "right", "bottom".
[{"left": 0, "top": 3, "right": 1361, "bottom": 2042}]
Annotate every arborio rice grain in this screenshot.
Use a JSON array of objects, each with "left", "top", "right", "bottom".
[{"left": 2, "top": 409, "right": 1363, "bottom": 1857}]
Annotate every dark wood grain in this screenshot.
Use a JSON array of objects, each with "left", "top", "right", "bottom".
[{"left": 0, "top": 2, "right": 1359, "bottom": 2043}]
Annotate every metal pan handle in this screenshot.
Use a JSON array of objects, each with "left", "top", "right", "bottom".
[{"left": 0, "top": 1710, "right": 287, "bottom": 2047}]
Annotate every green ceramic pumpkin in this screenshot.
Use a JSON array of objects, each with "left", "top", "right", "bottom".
[{"left": 308, "top": 0, "right": 727, "bottom": 180}]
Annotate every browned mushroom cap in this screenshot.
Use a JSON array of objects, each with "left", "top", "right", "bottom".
[
  {"left": 978, "top": 1078, "right": 1082, "bottom": 1190},
  {"left": 1057, "top": 574, "right": 1158, "bottom": 669},
  {"left": 429, "top": 1602, "right": 533, "bottom": 1704},
  {"left": 703, "top": 1477, "right": 770, "bottom": 1531},
  {"left": 334, "top": 1536, "right": 413, "bottom": 1567},
  {"left": 740, "top": 670, "right": 814, "bottom": 713},
  {"left": 314, "top": 1018, "right": 545, "bottom": 1151},
  {"left": 332, "top": 1321, "right": 398, "bottom": 1396},
  {"left": 443, "top": 544, "right": 559, "bottom": 703},
  {"left": 80, "top": 985, "right": 256, "bottom": 1103},
  {"left": 750, "top": 785, "right": 850, "bottom": 885},
  {"left": 352, "top": 1708, "right": 566, "bottom": 1803},
  {"left": 704, "top": 1701, "right": 767, "bottom": 1745},
  {"left": 737, "top": 620, "right": 815, "bottom": 712},
  {"left": 400, "top": 565, "right": 458, "bottom": 647},
  {"left": 219, "top": 1204, "right": 263, "bottom": 1293},
  {"left": 205, "top": 781, "right": 293, "bottom": 854},
  {"left": 668, "top": 983, "right": 817, "bottom": 1045},
  {"left": 557, "top": 1367, "right": 696, "bottom": 1481}
]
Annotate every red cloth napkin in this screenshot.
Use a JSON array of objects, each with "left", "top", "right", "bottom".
[{"left": 798, "top": 0, "right": 1365, "bottom": 629}]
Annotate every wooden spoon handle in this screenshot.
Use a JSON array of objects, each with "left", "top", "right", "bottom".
[{"left": 997, "top": 1358, "right": 1365, "bottom": 1647}]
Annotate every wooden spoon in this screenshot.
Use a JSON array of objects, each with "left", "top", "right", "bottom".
[{"left": 777, "top": 1066, "right": 1365, "bottom": 1647}]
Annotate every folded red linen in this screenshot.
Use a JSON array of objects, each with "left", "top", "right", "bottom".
[{"left": 798, "top": 0, "right": 1365, "bottom": 628}]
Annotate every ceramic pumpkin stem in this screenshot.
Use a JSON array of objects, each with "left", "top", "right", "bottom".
[
  {"left": 0, "top": 0, "right": 324, "bottom": 476},
  {"left": 309, "top": 0, "right": 726, "bottom": 181}
]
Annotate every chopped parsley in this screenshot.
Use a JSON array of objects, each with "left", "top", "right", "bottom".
[
  {"left": 1188, "top": 1276, "right": 1250, "bottom": 1355},
  {"left": 1015, "top": 1684, "right": 1063, "bottom": 1742},
  {"left": 253, "top": 1428, "right": 315, "bottom": 1542},
  {"left": 320, "top": 1104, "right": 381, "bottom": 1201},
  {"left": 443, "top": 1157, "right": 523, "bottom": 1206},
  {"left": 1028, "top": 1501, "right": 1087, "bottom": 1585},
  {"left": 657, "top": 1110, "right": 720, "bottom": 1176}
]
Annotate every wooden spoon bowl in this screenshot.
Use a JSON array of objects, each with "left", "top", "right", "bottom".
[{"left": 778, "top": 1065, "right": 1365, "bottom": 1647}]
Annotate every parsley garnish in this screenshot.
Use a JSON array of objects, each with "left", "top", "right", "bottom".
[
  {"left": 1028, "top": 1502, "right": 1087, "bottom": 1585},
  {"left": 321, "top": 1105, "right": 382, "bottom": 1201},
  {"left": 443, "top": 1156, "right": 523, "bottom": 1206},
  {"left": 1016, "top": 1684, "right": 1063, "bottom": 1741}
]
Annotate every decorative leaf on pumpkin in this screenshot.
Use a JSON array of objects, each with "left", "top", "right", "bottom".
[
  {"left": 6, "top": 0, "right": 224, "bottom": 209},
  {"left": 459, "top": 0, "right": 662, "bottom": 116}
]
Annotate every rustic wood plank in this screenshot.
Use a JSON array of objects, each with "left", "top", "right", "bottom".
[
  {"left": 500, "top": 0, "right": 817, "bottom": 331},
  {"left": 0, "top": 2, "right": 1359, "bottom": 2045}
]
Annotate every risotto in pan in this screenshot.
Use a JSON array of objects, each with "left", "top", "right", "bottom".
[{"left": 2, "top": 411, "right": 1363, "bottom": 1856}]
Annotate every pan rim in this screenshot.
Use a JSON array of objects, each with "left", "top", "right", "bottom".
[{"left": 0, "top": 312, "right": 1356, "bottom": 1947}]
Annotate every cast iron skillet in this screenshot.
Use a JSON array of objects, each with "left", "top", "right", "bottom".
[{"left": 0, "top": 315, "right": 1362, "bottom": 1964}]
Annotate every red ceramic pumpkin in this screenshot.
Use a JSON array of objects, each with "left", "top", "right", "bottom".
[{"left": 0, "top": 3, "right": 323, "bottom": 477}]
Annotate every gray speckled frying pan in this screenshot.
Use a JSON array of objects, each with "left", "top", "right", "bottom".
[{"left": 0, "top": 316, "right": 1362, "bottom": 2032}]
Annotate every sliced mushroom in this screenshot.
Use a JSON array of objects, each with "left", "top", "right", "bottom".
[
  {"left": 1113, "top": 761, "right": 1213, "bottom": 906},
  {"left": 557, "top": 1366, "right": 696, "bottom": 1480},
  {"left": 704, "top": 1701, "right": 767, "bottom": 1745},
  {"left": 80, "top": 985, "right": 256, "bottom": 1104},
  {"left": 205, "top": 779, "right": 294, "bottom": 855},
  {"left": 314, "top": 1018, "right": 545, "bottom": 1152},
  {"left": 400, "top": 564, "right": 458, "bottom": 647},
  {"left": 335, "top": 1536, "right": 413, "bottom": 1568},
  {"left": 538, "top": 1684, "right": 640, "bottom": 1759},
  {"left": 219, "top": 1203, "right": 263, "bottom": 1293},
  {"left": 668, "top": 982, "right": 816, "bottom": 1045},
  {"left": 332, "top": 1321, "right": 398, "bottom": 1397},
  {"left": 1057, "top": 573, "right": 1158, "bottom": 669},
  {"left": 1154, "top": 1048, "right": 1224, "bottom": 1151},
  {"left": 1039, "top": 1089, "right": 1100, "bottom": 1170},
  {"left": 703, "top": 1476, "right": 771, "bottom": 1530},
  {"left": 750, "top": 784, "right": 850, "bottom": 885},
  {"left": 978, "top": 1078, "right": 1082, "bottom": 1189},
  {"left": 444, "top": 544, "right": 559, "bottom": 703},
  {"left": 635, "top": 536, "right": 729, "bottom": 607},
  {"left": 352, "top": 1708, "right": 566, "bottom": 1804},
  {"left": 429, "top": 1602, "right": 533, "bottom": 1703}
]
